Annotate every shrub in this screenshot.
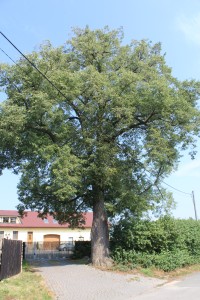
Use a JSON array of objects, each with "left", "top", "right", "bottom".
[
  {"left": 72, "top": 241, "right": 91, "bottom": 259},
  {"left": 111, "top": 248, "right": 196, "bottom": 271},
  {"left": 111, "top": 217, "right": 200, "bottom": 271},
  {"left": 111, "top": 216, "right": 181, "bottom": 253},
  {"left": 152, "top": 250, "right": 194, "bottom": 271}
]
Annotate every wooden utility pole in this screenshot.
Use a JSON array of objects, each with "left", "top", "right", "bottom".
[{"left": 192, "top": 191, "right": 198, "bottom": 221}]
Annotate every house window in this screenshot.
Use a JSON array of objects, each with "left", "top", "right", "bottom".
[
  {"left": 0, "top": 217, "right": 17, "bottom": 224},
  {"left": 10, "top": 217, "right": 17, "bottom": 224},
  {"left": 13, "top": 231, "right": 18, "bottom": 240},
  {"left": 0, "top": 231, "right": 4, "bottom": 239},
  {"left": 3, "top": 217, "right": 9, "bottom": 223}
]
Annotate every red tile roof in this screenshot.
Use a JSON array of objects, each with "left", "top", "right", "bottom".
[{"left": 0, "top": 210, "right": 93, "bottom": 228}]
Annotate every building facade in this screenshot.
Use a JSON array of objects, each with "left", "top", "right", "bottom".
[{"left": 0, "top": 210, "right": 93, "bottom": 245}]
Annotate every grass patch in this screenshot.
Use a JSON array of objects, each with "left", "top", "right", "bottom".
[
  {"left": 110, "top": 262, "right": 200, "bottom": 281},
  {"left": 165, "top": 264, "right": 200, "bottom": 280},
  {"left": 0, "top": 261, "right": 53, "bottom": 300},
  {"left": 140, "top": 268, "right": 156, "bottom": 277},
  {"left": 111, "top": 263, "right": 135, "bottom": 273}
]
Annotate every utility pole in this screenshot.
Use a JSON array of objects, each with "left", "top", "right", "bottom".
[{"left": 192, "top": 191, "right": 198, "bottom": 221}]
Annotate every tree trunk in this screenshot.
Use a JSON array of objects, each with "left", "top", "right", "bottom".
[{"left": 91, "top": 192, "right": 112, "bottom": 267}]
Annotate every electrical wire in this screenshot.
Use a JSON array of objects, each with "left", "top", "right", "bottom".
[
  {"left": 0, "top": 31, "right": 67, "bottom": 100},
  {"left": 137, "top": 160, "right": 192, "bottom": 196},
  {"left": 161, "top": 181, "right": 192, "bottom": 196},
  {"left": 0, "top": 47, "right": 16, "bottom": 65}
]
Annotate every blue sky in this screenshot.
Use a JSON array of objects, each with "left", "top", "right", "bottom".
[{"left": 1, "top": 0, "right": 200, "bottom": 218}]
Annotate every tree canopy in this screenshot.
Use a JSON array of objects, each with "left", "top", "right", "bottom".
[{"left": 0, "top": 27, "right": 200, "bottom": 265}]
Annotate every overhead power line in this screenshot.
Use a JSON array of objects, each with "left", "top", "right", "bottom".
[
  {"left": 0, "top": 31, "right": 67, "bottom": 100},
  {"left": 0, "top": 47, "right": 17, "bottom": 65},
  {"left": 136, "top": 159, "right": 192, "bottom": 196},
  {"left": 140, "top": 162, "right": 191, "bottom": 196},
  {"left": 162, "top": 181, "right": 192, "bottom": 196}
]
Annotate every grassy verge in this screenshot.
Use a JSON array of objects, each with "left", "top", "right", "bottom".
[
  {"left": 0, "top": 261, "right": 53, "bottom": 300},
  {"left": 67, "top": 255, "right": 200, "bottom": 281},
  {"left": 110, "top": 262, "right": 200, "bottom": 281}
]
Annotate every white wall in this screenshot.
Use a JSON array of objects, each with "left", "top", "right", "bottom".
[{"left": 3, "top": 227, "right": 91, "bottom": 242}]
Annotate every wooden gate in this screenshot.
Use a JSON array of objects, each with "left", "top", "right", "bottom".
[{"left": 43, "top": 234, "right": 60, "bottom": 250}]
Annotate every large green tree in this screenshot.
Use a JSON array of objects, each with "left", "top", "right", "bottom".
[{"left": 0, "top": 27, "right": 200, "bottom": 266}]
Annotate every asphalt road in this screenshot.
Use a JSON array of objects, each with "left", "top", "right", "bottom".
[{"left": 134, "top": 272, "right": 200, "bottom": 300}]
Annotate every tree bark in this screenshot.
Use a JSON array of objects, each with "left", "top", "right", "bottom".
[{"left": 91, "top": 191, "right": 112, "bottom": 267}]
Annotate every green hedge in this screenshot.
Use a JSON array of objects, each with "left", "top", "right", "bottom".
[
  {"left": 112, "top": 248, "right": 198, "bottom": 271},
  {"left": 111, "top": 217, "right": 200, "bottom": 271},
  {"left": 72, "top": 241, "right": 91, "bottom": 259}
]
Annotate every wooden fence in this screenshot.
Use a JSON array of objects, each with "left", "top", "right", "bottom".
[{"left": 0, "top": 239, "right": 22, "bottom": 280}]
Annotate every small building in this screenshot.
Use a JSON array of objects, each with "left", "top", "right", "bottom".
[{"left": 0, "top": 210, "right": 93, "bottom": 247}]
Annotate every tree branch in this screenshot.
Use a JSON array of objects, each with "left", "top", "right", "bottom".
[
  {"left": 26, "top": 124, "right": 57, "bottom": 143},
  {"left": 67, "top": 116, "right": 80, "bottom": 122},
  {"left": 139, "top": 165, "right": 164, "bottom": 195},
  {"left": 135, "top": 110, "right": 157, "bottom": 125},
  {"left": 107, "top": 110, "right": 158, "bottom": 142}
]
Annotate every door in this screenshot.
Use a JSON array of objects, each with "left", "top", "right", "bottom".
[{"left": 27, "top": 232, "right": 33, "bottom": 243}]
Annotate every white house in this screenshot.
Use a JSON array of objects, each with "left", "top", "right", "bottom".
[{"left": 0, "top": 210, "right": 93, "bottom": 247}]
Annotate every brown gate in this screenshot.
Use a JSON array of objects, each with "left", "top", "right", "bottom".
[{"left": 43, "top": 234, "right": 60, "bottom": 250}]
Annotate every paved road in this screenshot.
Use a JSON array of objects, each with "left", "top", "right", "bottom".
[
  {"left": 30, "top": 259, "right": 200, "bottom": 300},
  {"left": 30, "top": 259, "right": 166, "bottom": 300},
  {"left": 134, "top": 272, "right": 200, "bottom": 300}
]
